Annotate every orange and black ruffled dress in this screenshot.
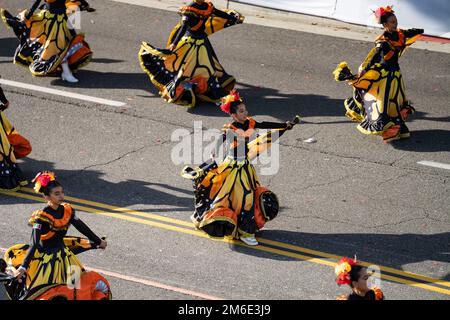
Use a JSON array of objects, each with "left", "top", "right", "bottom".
[
  {"left": 337, "top": 287, "right": 384, "bottom": 300},
  {"left": 139, "top": 1, "right": 244, "bottom": 108},
  {"left": 0, "top": 86, "right": 30, "bottom": 192},
  {"left": 4, "top": 203, "right": 102, "bottom": 298},
  {"left": 0, "top": 0, "right": 92, "bottom": 77},
  {"left": 182, "top": 117, "right": 289, "bottom": 239},
  {"left": 334, "top": 28, "right": 423, "bottom": 142}
]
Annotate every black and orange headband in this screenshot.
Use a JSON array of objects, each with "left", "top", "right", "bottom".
[
  {"left": 374, "top": 5, "right": 395, "bottom": 24},
  {"left": 335, "top": 257, "right": 358, "bottom": 286},
  {"left": 220, "top": 90, "right": 243, "bottom": 115},
  {"left": 32, "top": 171, "right": 57, "bottom": 194}
]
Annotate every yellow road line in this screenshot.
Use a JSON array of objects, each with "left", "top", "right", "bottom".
[
  {"left": 2, "top": 190, "right": 450, "bottom": 296},
  {"left": 249, "top": 245, "right": 450, "bottom": 296},
  {"left": 18, "top": 187, "right": 450, "bottom": 290},
  {"left": 258, "top": 238, "right": 450, "bottom": 289},
  {"left": 20, "top": 187, "right": 193, "bottom": 228},
  {"left": 1, "top": 190, "right": 208, "bottom": 238}
]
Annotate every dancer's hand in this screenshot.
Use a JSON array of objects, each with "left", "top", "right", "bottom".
[
  {"left": 285, "top": 121, "right": 294, "bottom": 130},
  {"left": 98, "top": 240, "right": 107, "bottom": 249},
  {"left": 15, "top": 267, "right": 26, "bottom": 282},
  {"left": 168, "top": 43, "right": 176, "bottom": 51},
  {"left": 18, "top": 10, "right": 28, "bottom": 22},
  {"left": 0, "top": 101, "right": 9, "bottom": 111}
]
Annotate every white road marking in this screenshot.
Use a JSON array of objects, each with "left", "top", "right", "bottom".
[
  {"left": 0, "top": 79, "right": 126, "bottom": 107},
  {"left": 0, "top": 247, "right": 221, "bottom": 300},
  {"left": 417, "top": 161, "right": 450, "bottom": 170},
  {"left": 86, "top": 266, "right": 223, "bottom": 300}
]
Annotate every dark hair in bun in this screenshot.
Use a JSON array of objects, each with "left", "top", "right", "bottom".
[{"left": 39, "top": 180, "right": 62, "bottom": 196}]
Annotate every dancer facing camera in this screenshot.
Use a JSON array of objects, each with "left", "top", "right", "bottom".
[
  {"left": 334, "top": 6, "right": 423, "bottom": 143},
  {"left": 335, "top": 257, "right": 384, "bottom": 300},
  {"left": 182, "top": 91, "right": 299, "bottom": 246},
  {"left": 4, "top": 172, "right": 108, "bottom": 299}
]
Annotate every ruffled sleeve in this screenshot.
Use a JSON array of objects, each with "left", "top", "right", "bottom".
[{"left": 372, "top": 287, "right": 384, "bottom": 300}]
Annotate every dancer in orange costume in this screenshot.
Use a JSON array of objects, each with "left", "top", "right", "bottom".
[
  {"left": 0, "top": 84, "right": 30, "bottom": 192},
  {"left": 5, "top": 172, "right": 108, "bottom": 299},
  {"left": 335, "top": 257, "right": 384, "bottom": 300},
  {"left": 333, "top": 6, "right": 424, "bottom": 143},
  {"left": 139, "top": 0, "right": 244, "bottom": 107}
]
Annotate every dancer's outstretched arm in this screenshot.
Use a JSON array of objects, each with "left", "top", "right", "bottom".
[
  {"left": 26, "top": 0, "right": 42, "bottom": 20},
  {"left": 403, "top": 28, "right": 424, "bottom": 38},
  {"left": 0, "top": 86, "right": 8, "bottom": 105},
  {"left": 71, "top": 213, "right": 105, "bottom": 248},
  {"left": 254, "top": 121, "right": 291, "bottom": 130},
  {"left": 170, "top": 17, "right": 190, "bottom": 49},
  {"left": 213, "top": 8, "right": 238, "bottom": 22}
]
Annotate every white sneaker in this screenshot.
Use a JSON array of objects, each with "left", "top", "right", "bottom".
[
  {"left": 190, "top": 213, "right": 200, "bottom": 229},
  {"left": 61, "top": 72, "right": 79, "bottom": 83},
  {"left": 61, "top": 62, "right": 79, "bottom": 83},
  {"left": 240, "top": 235, "right": 258, "bottom": 246}
]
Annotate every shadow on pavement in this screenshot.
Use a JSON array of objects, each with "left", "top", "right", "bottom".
[
  {"left": 391, "top": 129, "right": 450, "bottom": 152},
  {"left": 0, "top": 37, "right": 18, "bottom": 58},
  {"left": 413, "top": 111, "right": 450, "bottom": 123},
  {"left": 0, "top": 157, "right": 193, "bottom": 213},
  {"left": 90, "top": 58, "right": 124, "bottom": 64},
  {"left": 3, "top": 159, "right": 449, "bottom": 289},
  {"left": 188, "top": 82, "right": 348, "bottom": 124},
  {"left": 230, "top": 229, "right": 450, "bottom": 287},
  {"left": 50, "top": 69, "right": 158, "bottom": 94}
]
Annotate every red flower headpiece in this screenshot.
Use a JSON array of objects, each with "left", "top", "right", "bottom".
[
  {"left": 335, "top": 257, "right": 357, "bottom": 286},
  {"left": 32, "top": 171, "right": 56, "bottom": 194},
  {"left": 220, "top": 90, "right": 243, "bottom": 114},
  {"left": 374, "top": 5, "right": 395, "bottom": 24}
]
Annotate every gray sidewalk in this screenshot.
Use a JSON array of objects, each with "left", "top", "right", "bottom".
[{"left": 112, "top": 0, "right": 450, "bottom": 53}]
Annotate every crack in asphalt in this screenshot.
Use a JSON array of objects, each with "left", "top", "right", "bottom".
[
  {"left": 298, "top": 174, "right": 352, "bottom": 191},
  {"left": 421, "top": 208, "right": 450, "bottom": 225},
  {"left": 388, "top": 153, "right": 409, "bottom": 166},
  {"left": 64, "top": 145, "right": 149, "bottom": 178},
  {"left": 6, "top": 88, "right": 450, "bottom": 181},
  {"left": 81, "top": 145, "right": 148, "bottom": 170},
  {"left": 280, "top": 142, "right": 385, "bottom": 164},
  {"left": 279, "top": 141, "right": 450, "bottom": 178},
  {"left": 66, "top": 137, "right": 175, "bottom": 177},
  {"left": 376, "top": 172, "right": 415, "bottom": 187},
  {"left": 4, "top": 88, "right": 193, "bottom": 130}
]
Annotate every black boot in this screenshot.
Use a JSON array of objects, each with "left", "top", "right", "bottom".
[
  {"left": 0, "top": 159, "right": 20, "bottom": 191},
  {"left": 10, "top": 162, "right": 28, "bottom": 186},
  {"left": 399, "top": 123, "right": 410, "bottom": 139}
]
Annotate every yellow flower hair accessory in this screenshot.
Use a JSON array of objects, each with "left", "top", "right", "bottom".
[{"left": 32, "top": 171, "right": 56, "bottom": 194}]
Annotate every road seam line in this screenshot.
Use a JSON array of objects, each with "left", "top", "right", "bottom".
[
  {"left": 0, "top": 248, "right": 222, "bottom": 300},
  {"left": 2, "top": 190, "right": 450, "bottom": 296}
]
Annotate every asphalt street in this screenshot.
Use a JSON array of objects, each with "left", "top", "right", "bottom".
[{"left": 0, "top": 0, "right": 449, "bottom": 300}]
